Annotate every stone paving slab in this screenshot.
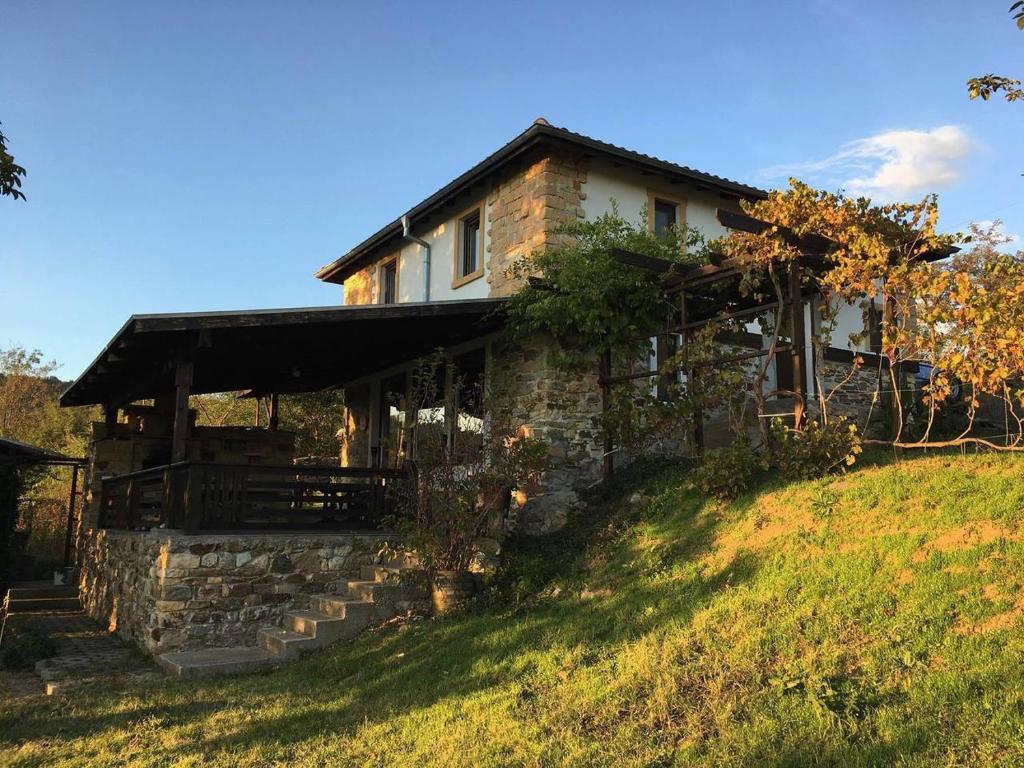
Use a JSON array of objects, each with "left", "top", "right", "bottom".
[{"left": 9, "top": 610, "right": 157, "bottom": 695}]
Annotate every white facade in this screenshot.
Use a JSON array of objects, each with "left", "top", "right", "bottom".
[{"left": 581, "top": 160, "right": 734, "bottom": 241}]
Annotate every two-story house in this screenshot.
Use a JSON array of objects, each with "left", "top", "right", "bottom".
[{"left": 58, "top": 120, "right": 897, "bottom": 666}]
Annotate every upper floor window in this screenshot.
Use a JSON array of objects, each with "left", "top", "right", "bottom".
[
  {"left": 653, "top": 199, "right": 677, "bottom": 236},
  {"left": 379, "top": 259, "right": 398, "bottom": 304},
  {"left": 453, "top": 205, "right": 484, "bottom": 288},
  {"left": 647, "top": 190, "right": 686, "bottom": 238}
]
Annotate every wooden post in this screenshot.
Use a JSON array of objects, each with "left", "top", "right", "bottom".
[
  {"left": 183, "top": 464, "right": 202, "bottom": 534},
  {"left": 599, "top": 350, "right": 614, "bottom": 479},
  {"left": 269, "top": 392, "right": 280, "bottom": 431},
  {"left": 171, "top": 357, "right": 194, "bottom": 464},
  {"left": 788, "top": 258, "right": 807, "bottom": 429},
  {"left": 681, "top": 291, "right": 704, "bottom": 455},
  {"left": 62, "top": 464, "right": 79, "bottom": 568}
]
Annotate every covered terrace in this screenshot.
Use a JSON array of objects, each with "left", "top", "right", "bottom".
[{"left": 60, "top": 299, "right": 505, "bottom": 534}]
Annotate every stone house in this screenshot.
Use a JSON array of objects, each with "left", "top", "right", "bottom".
[{"left": 59, "top": 120, "right": 894, "bottom": 669}]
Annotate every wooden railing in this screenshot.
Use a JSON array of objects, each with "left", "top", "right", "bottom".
[{"left": 99, "top": 462, "right": 404, "bottom": 533}]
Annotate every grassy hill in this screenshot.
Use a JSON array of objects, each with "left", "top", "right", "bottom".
[{"left": 4, "top": 452, "right": 1024, "bottom": 766}]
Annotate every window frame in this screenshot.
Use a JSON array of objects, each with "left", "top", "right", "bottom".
[
  {"left": 378, "top": 257, "right": 399, "bottom": 305},
  {"left": 452, "top": 203, "right": 485, "bottom": 289},
  {"left": 646, "top": 189, "right": 687, "bottom": 240}
]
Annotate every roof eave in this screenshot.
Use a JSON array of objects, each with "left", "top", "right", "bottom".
[{"left": 314, "top": 123, "right": 769, "bottom": 285}]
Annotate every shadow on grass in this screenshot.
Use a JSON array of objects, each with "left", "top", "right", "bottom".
[{"left": 0, "top": 453, "right": 950, "bottom": 766}]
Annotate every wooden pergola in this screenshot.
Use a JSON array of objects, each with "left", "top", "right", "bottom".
[{"left": 600, "top": 208, "right": 956, "bottom": 476}]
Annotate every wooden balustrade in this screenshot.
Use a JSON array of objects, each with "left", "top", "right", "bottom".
[{"left": 99, "top": 462, "right": 403, "bottom": 533}]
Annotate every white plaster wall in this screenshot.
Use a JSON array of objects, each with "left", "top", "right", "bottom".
[
  {"left": 581, "top": 160, "right": 738, "bottom": 243},
  {"left": 828, "top": 300, "right": 869, "bottom": 352},
  {"left": 387, "top": 199, "right": 491, "bottom": 304}
]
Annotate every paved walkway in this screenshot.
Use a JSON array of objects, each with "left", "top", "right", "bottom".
[{"left": 23, "top": 610, "right": 157, "bottom": 694}]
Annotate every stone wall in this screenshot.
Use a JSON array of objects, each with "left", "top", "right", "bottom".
[
  {"left": 486, "top": 151, "right": 588, "bottom": 298},
  {"left": 814, "top": 357, "right": 890, "bottom": 438},
  {"left": 493, "top": 333, "right": 604, "bottom": 534},
  {"left": 78, "top": 528, "right": 389, "bottom": 655},
  {"left": 344, "top": 263, "right": 376, "bottom": 306}
]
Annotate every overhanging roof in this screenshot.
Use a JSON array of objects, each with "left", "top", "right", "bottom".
[
  {"left": 60, "top": 299, "right": 507, "bottom": 408},
  {"left": 314, "top": 120, "right": 769, "bottom": 285},
  {"left": 0, "top": 436, "right": 81, "bottom": 466}
]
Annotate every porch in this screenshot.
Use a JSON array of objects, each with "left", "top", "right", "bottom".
[
  {"left": 98, "top": 461, "right": 404, "bottom": 534},
  {"left": 61, "top": 298, "right": 505, "bottom": 536}
]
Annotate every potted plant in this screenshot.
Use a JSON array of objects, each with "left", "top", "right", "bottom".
[{"left": 394, "top": 356, "right": 547, "bottom": 614}]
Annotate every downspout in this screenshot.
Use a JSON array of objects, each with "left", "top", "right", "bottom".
[{"left": 402, "top": 215, "right": 431, "bottom": 302}]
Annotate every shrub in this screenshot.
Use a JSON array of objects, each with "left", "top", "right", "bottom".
[
  {"left": 695, "top": 438, "right": 766, "bottom": 502},
  {"left": 392, "top": 356, "right": 549, "bottom": 574},
  {"left": 0, "top": 619, "right": 56, "bottom": 670},
  {"left": 768, "top": 417, "right": 862, "bottom": 482}
]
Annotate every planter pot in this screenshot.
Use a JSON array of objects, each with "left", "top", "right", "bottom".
[{"left": 431, "top": 570, "right": 477, "bottom": 614}]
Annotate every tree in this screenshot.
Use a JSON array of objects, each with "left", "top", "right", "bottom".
[
  {"left": 193, "top": 388, "right": 346, "bottom": 459},
  {"left": 505, "top": 209, "right": 753, "bottom": 461},
  {"left": 0, "top": 122, "right": 26, "bottom": 201},
  {"left": 0, "top": 346, "right": 96, "bottom": 577},
  {"left": 967, "top": 2, "right": 1024, "bottom": 103},
  {"left": 0, "top": 348, "right": 64, "bottom": 449}
]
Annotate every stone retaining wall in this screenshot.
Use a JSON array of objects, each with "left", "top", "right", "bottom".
[{"left": 78, "top": 528, "right": 391, "bottom": 655}]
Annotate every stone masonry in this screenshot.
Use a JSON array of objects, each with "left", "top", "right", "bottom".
[
  {"left": 343, "top": 264, "right": 376, "bottom": 306},
  {"left": 486, "top": 151, "right": 588, "bottom": 297},
  {"left": 493, "top": 333, "right": 604, "bottom": 534},
  {"left": 78, "top": 528, "right": 390, "bottom": 655}
]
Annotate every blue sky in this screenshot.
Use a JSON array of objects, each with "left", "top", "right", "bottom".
[{"left": 1, "top": 1, "right": 1022, "bottom": 378}]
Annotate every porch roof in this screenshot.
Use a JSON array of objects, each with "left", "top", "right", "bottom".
[{"left": 60, "top": 298, "right": 507, "bottom": 408}]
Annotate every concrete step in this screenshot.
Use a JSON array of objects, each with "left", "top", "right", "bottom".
[
  {"left": 284, "top": 609, "right": 366, "bottom": 643},
  {"left": 156, "top": 647, "right": 277, "bottom": 678},
  {"left": 5, "top": 597, "right": 82, "bottom": 613},
  {"left": 359, "top": 565, "right": 404, "bottom": 582},
  {"left": 257, "top": 626, "right": 320, "bottom": 659},
  {"left": 346, "top": 579, "right": 409, "bottom": 601},
  {"left": 7, "top": 586, "right": 78, "bottom": 600},
  {"left": 308, "top": 594, "right": 377, "bottom": 624}
]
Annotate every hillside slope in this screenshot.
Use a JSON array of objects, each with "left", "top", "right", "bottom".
[{"left": 4, "top": 453, "right": 1024, "bottom": 767}]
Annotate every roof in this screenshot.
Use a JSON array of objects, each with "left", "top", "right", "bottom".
[
  {"left": 0, "top": 436, "right": 80, "bottom": 465},
  {"left": 60, "top": 299, "right": 507, "bottom": 408},
  {"left": 314, "top": 119, "right": 769, "bottom": 285}
]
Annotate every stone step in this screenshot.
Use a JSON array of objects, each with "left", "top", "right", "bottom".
[
  {"left": 359, "top": 565, "right": 404, "bottom": 582},
  {"left": 156, "top": 647, "right": 277, "bottom": 678},
  {"left": 308, "top": 594, "right": 377, "bottom": 624},
  {"left": 284, "top": 609, "right": 366, "bottom": 643},
  {"left": 257, "top": 626, "right": 321, "bottom": 659},
  {"left": 5, "top": 597, "right": 82, "bottom": 613},
  {"left": 345, "top": 579, "right": 409, "bottom": 602},
  {"left": 7, "top": 585, "right": 78, "bottom": 600}
]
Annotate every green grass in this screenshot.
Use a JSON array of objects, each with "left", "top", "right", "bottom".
[{"left": 4, "top": 451, "right": 1024, "bottom": 766}]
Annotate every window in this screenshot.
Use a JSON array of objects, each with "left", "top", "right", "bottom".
[
  {"left": 653, "top": 199, "right": 677, "bottom": 236},
  {"left": 453, "top": 206, "right": 484, "bottom": 287},
  {"left": 379, "top": 259, "right": 398, "bottom": 304},
  {"left": 647, "top": 190, "right": 686, "bottom": 239}
]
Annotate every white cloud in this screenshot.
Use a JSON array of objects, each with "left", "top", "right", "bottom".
[{"left": 762, "top": 126, "right": 976, "bottom": 202}]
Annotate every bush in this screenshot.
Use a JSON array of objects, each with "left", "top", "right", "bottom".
[
  {"left": 0, "top": 619, "right": 56, "bottom": 670},
  {"left": 695, "top": 438, "right": 766, "bottom": 502},
  {"left": 768, "top": 417, "right": 862, "bottom": 482}
]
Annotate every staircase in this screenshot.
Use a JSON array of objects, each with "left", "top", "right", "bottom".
[
  {"left": 2, "top": 583, "right": 81, "bottom": 615},
  {"left": 156, "top": 563, "right": 423, "bottom": 677}
]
